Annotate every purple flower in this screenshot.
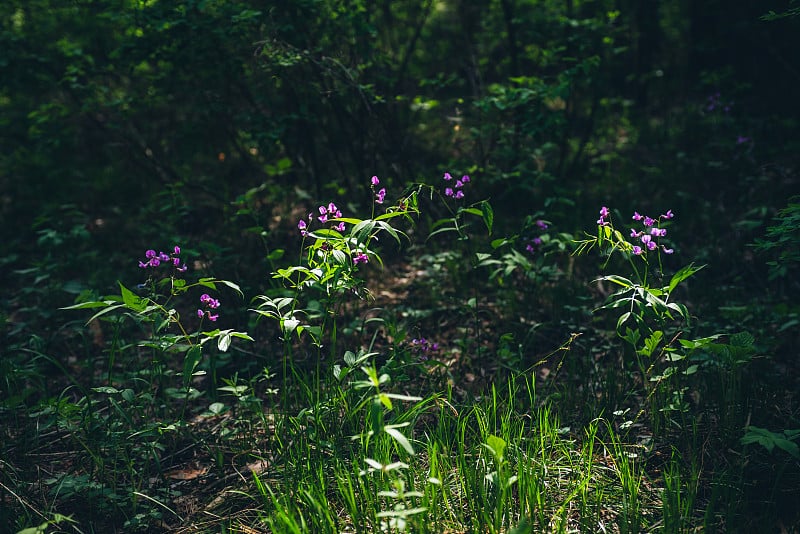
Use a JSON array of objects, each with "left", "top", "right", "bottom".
[
  {"left": 630, "top": 229, "right": 639, "bottom": 238},
  {"left": 410, "top": 337, "right": 439, "bottom": 355},
  {"left": 298, "top": 219, "right": 307, "bottom": 231},
  {"left": 443, "top": 172, "right": 453, "bottom": 181},
  {"left": 200, "top": 294, "right": 220, "bottom": 309},
  {"left": 536, "top": 220, "right": 549, "bottom": 230},
  {"left": 318, "top": 205, "right": 328, "bottom": 215},
  {"left": 336, "top": 222, "right": 346, "bottom": 232},
  {"left": 455, "top": 190, "right": 464, "bottom": 199},
  {"left": 445, "top": 187, "right": 454, "bottom": 197},
  {"left": 632, "top": 246, "right": 643, "bottom": 255},
  {"left": 597, "top": 206, "right": 611, "bottom": 226},
  {"left": 198, "top": 294, "right": 221, "bottom": 322},
  {"left": 533, "top": 237, "right": 543, "bottom": 245},
  {"left": 173, "top": 246, "right": 181, "bottom": 255},
  {"left": 376, "top": 188, "right": 386, "bottom": 204},
  {"left": 632, "top": 212, "right": 643, "bottom": 221},
  {"left": 461, "top": 175, "right": 470, "bottom": 183},
  {"left": 662, "top": 246, "right": 674, "bottom": 254},
  {"left": 646, "top": 240, "right": 657, "bottom": 251},
  {"left": 371, "top": 175, "right": 380, "bottom": 186},
  {"left": 177, "top": 264, "right": 188, "bottom": 273},
  {"left": 145, "top": 250, "right": 156, "bottom": 259},
  {"left": 150, "top": 257, "right": 160, "bottom": 267},
  {"left": 526, "top": 244, "right": 535, "bottom": 254},
  {"left": 455, "top": 179, "right": 463, "bottom": 188},
  {"left": 328, "top": 202, "right": 338, "bottom": 214},
  {"left": 663, "top": 210, "right": 674, "bottom": 220},
  {"left": 353, "top": 252, "right": 369, "bottom": 264},
  {"left": 643, "top": 216, "right": 655, "bottom": 227}
]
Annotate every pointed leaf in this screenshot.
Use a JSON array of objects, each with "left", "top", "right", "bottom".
[
  {"left": 384, "top": 426, "right": 415, "bottom": 455},
  {"left": 481, "top": 201, "right": 494, "bottom": 235},
  {"left": 119, "top": 282, "right": 148, "bottom": 312}
]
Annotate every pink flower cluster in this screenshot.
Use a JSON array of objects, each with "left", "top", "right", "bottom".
[
  {"left": 443, "top": 172, "right": 470, "bottom": 199},
  {"left": 197, "top": 293, "right": 220, "bottom": 322},
  {"left": 138, "top": 246, "right": 187, "bottom": 272},
  {"left": 629, "top": 210, "right": 674, "bottom": 255},
  {"left": 297, "top": 202, "right": 346, "bottom": 236}
]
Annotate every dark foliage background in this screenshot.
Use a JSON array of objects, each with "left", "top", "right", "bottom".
[{"left": 1, "top": 0, "right": 799, "bottom": 531}]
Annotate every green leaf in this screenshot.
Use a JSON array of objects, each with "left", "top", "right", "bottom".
[
  {"left": 198, "top": 278, "right": 218, "bottom": 290},
  {"left": 383, "top": 392, "right": 424, "bottom": 402},
  {"left": 375, "top": 210, "right": 410, "bottom": 222},
  {"left": 282, "top": 317, "right": 300, "bottom": 334},
  {"left": 730, "top": 331, "right": 755, "bottom": 347},
  {"left": 119, "top": 282, "right": 148, "bottom": 312},
  {"left": 92, "top": 386, "right": 120, "bottom": 394},
  {"left": 352, "top": 220, "right": 377, "bottom": 244},
  {"left": 427, "top": 226, "right": 458, "bottom": 239},
  {"left": 667, "top": 263, "right": 705, "bottom": 294},
  {"left": 378, "top": 393, "right": 393, "bottom": 410},
  {"left": 218, "top": 279, "right": 244, "bottom": 297},
  {"left": 218, "top": 332, "right": 231, "bottom": 352},
  {"left": 61, "top": 300, "right": 118, "bottom": 310},
  {"left": 375, "top": 220, "right": 402, "bottom": 245},
  {"left": 82, "top": 303, "right": 127, "bottom": 324},
  {"left": 461, "top": 207, "right": 483, "bottom": 218},
  {"left": 774, "top": 439, "right": 800, "bottom": 458},
  {"left": 616, "top": 312, "right": 632, "bottom": 333},
  {"left": 481, "top": 200, "right": 494, "bottom": 235},
  {"left": 183, "top": 346, "right": 203, "bottom": 387},
  {"left": 638, "top": 330, "right": 663, "bottom": 358},
  {"left": 597, "top": 274, "right": 633, "bottom": 288},
  {"left": 267, "top": 249, "right": 285, "bottom": 261},
  {"left": 384, "top": 426, "right": 415, "bottom": 455},
  {"left": 484, "top": 434, "right": 507, "bottom": 462}
]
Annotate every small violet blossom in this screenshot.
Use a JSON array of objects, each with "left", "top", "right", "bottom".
[
  {"left": 138, "top": 245, "right": 187, "bottom": 272},
  {"left": 443, "top": 172, "right": 470, "bottom": 198},
  {"left": 297, "top": 202, "right": 346, "bottom": 235},
  {"left": 197, "top": 293, "right": 221, "bottom": 322},
  {"left": 625, "top": 208, "right": 675, "bottom": 256},
  {"left": 353, "top": 252, "right": 369, "bottom": 265},
  {"left": 411, "top": 337, "right": 440, "bottom": 360},
  {"left": 597, "top": 206, "right": 610, "bottom": 226}
]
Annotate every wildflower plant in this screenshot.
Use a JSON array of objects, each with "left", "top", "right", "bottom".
[
  {"left": 64, "top": 245, "right": 252, "bottom": 398},
  {"left": 252, "top": 175, "right": 421, "bottom": 425},
  {"left": 429, "top": 172, "right": 492, "bottom": 241},
  {"left": 477, "top": 213, "right": 572, "bottom": 285},
  {"left": 575, "top": 207, "right": 706, "bottom": 428},
  {"left": 255, "top": 177, "right": 419, "bottom": 350}
]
